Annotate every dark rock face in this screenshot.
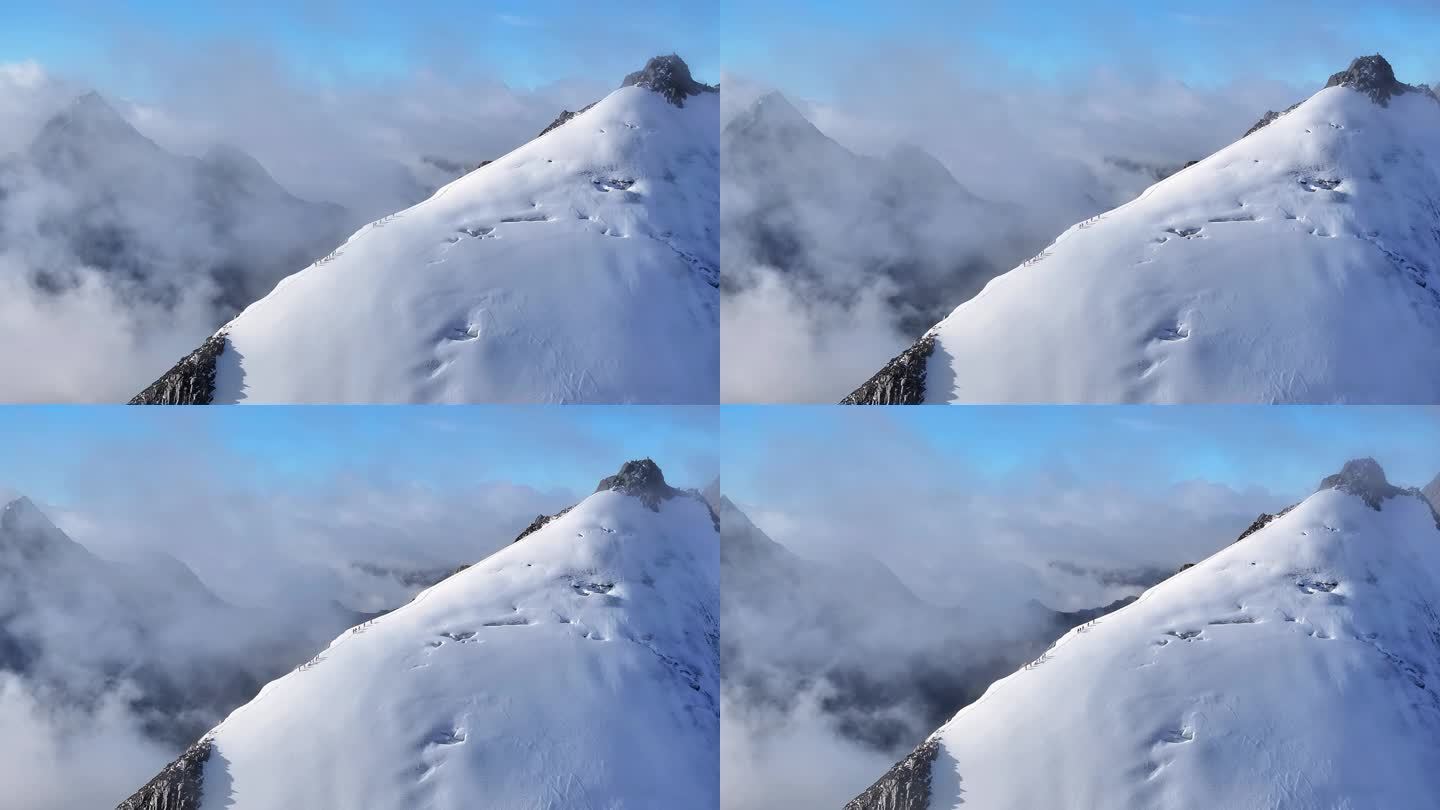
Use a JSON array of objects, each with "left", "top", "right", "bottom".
[
  {"left": 516, "top": 460, "right": 717, "bottom": 543},
  {"left": 129, "top": 332, "right": 226, "bottom": 405},
  {"left": 1324, "top": 54, "right": 1428, "bottom": 106},
  {"left": 537, "top": 102, "right": 598, "bottom": 139},
  {"left": 842, "top": 738, "right": 939, "bottom": 810},
  {"left": 537, "top": 53, "right": 712, "bottom": 138},
  {"left": 116, "top": 737, "right": 211, "bottom": 810},
  {"left": 841, "top": 334, "right": 935, "bottom": 405},
  {"left": 1235, "top": 505, "right": 1297, "bottom": 543},
  {"left": 1243, "top": 103, "right": 1300, "bottom": 137},
  {"left": 1314, "top": 458, "right": 1440, "bottom": 527},
  {"left": 1246, "top": 54, "right": 1436, "bottom": 138},
  {"left": 1424, "top": 474, "right": 1440, "bottom": 512},
  {"left": 512, "top": 505, "right": 575, "bottom": 544},
  {"left": 621, "top": 54, "right": 718, "bottom": 108},
  {"left": 596, "top": 458, "right": 671, "bottom": 501},
  {"left": 1317, "top": 457, "right": 1406, "bottom": 509}
]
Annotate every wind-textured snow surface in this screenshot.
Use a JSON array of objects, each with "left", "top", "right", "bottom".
[
  {"left": 158, "top": 75, "right": 718, "bottom": 404},
  {"left": 852, "top": 58, "right": 1440, "bottom": 403},
  {"left": 141, "top": 479, "right": 720, "bottom": 809},
  {"left": 861, "top": 465, "right": 1440, "bottom": 809}
]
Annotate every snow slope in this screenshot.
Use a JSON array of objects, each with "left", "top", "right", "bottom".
[
  {"left": 134, "top": 56, "right": 719, "bottom": 404},
  {"left": 846, "top": 459, "right": 1440, "bottom": 809},
  {"left": 845, "top": 55, "right": 1440, "bottom": 404},
  {"left": 120, "top": 460, "right": 720, "bottom": 810}
]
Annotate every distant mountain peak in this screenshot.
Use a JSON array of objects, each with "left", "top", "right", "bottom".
[
  {"left": 621, "top": 54, "right": 717, "bottom": 107},
  {"left": 0, "top": 495, "right": 80, "bottom": 559},
  {"left": 1324, "top": 54, "right": 1429, "bottom": 106},
  {"left": 1316, "top": 457, "right": 1408, "bottom": 510},
  {"left": 1, "top": 495, "right": 45, "bottom": 526},
  {"left": 723, "top": 90, "right": 829, "bottom": 147},
  {"left": 28, "top": 89, "right": 162, "bottom": 169},
  {"left": 45, "top": 90, "right": 138, "bottom": 135}
]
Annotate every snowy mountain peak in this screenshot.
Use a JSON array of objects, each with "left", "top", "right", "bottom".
[
  {"left": 1315, "top": 457, "right": 1408, "bottom": 509},
  {"left": 1324, "top": 54, "right": 1431, "bottom": 106},
  {"left": 120, "top": 452, "right": 720, "bottom": 810},
  {"left": 621, "top": 53, "right": 717, "bottom": 107},
  {"left": 594, "top": 458, "right": 699, "bottom": 514},
  {"left": 848, "top": 461, "right": 1440, "bottom": 809}
]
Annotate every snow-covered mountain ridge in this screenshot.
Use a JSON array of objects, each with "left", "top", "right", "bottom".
[
  {"left": 846, "top": 458, "right": 1440, "bottom": 809},
  {"left": 845, "top": 54, "right": 1440, "bottom": 404},
  {"left": 133, "top": 55, "right": 719, "bottom": 405},
  {"left": 120, "top": 459, "right": 720, "bottom": 810}
]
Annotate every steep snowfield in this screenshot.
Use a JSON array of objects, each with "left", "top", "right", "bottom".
[
  {"left": 136, "top": 57, "right": 719, "bottom": 404},
  {"left": 846, "top": 56, "right": 1440, "bottom": 403},
  {"left": 847, "top": 460, "right": 1440, "bottom": 809},
  {"left": 121, "top": 461, "right": 720, "bottom": 809}
]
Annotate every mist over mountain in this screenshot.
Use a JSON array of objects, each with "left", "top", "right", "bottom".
[
  {"left": 719, "top": 488, "right": 1260, "bottom": 810},
  {"left": 0, "top": 56, "right": 603, "bottom": 403},
  {"left": 0, "top": 470, "right": 574, "bottom": 809},
  {"left": 120, "top": 459, "right": 720, "bottom": 810},
  {"left": 721, "top": 91, "right": 1034, "bottom": 402},
  {"left": 847, "top": 55, "right": 1440, "bottom": 404},
  {"left": 846, "top": 459, "right": 1440, "bottom": 809},
  {"left": 133, "top": 54, "right": 719, "bottom": 406}
]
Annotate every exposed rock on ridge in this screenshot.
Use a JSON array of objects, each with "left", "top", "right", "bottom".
[
  {"left": 842, "top": 737, "right": 939, "bottom": 810},
  {"left": 1324, "top": 54, "right": 1434, "bottom": 106},
  {"left": 841, "top": 334, "right": 935, "bottom": 405},
  {"left": 621, "top": 54, "right": 718, "bottom": 107},
  {"left": 115, "top": 737, "right": 211, "bottom": 810},
  {"left": 514, "top": 460, "right": 717, "bottom": 545},
  {"left": 1317, "top": 457, "right": 1409, "bottom": 510},
  {"left": 1246, "top": 54, "right": 1436, "bottom": 137},
  {"left": 129, "top": 333, "right": 226, "bottom": 405}
]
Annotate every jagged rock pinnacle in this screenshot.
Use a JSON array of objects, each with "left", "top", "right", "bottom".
[
  {"left": 1324, "top": 54, "right": 1432, "bottom": 106},
  {"left": 621, "top": 54, "right": 717, "bottom": 107},
  {"left": 1317, "top": 457, "right": 1406, "bottom": 510},
  {"left": 596, "top": 458, "right": 672, "bottom": 503},
  {"left": 1246, "top": 54, "right": 1435, "bottom": 137}
]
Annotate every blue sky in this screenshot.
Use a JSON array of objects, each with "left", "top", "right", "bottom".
[
  {"left": 722, "top": 0, "right": 1440, "bottom": 97},
  {"left": 0, "top": 406, "right": 716, "bottom": 507},
  {"left": 0, "top": 0, "right": 718, "bottom": 91},
  {"left": 724, "top": 406, "right": 1440, "bottom": 505}
]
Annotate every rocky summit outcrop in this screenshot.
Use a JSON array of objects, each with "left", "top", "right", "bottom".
[
  {"left": 115, "top": 737, "right": 211, "bottom": 810},
  {"left": 596, "top": 458, "right": 677, "bottom": 507},
  {"left": 1324, "top": 54, "right": 1434, "bottom": 106},
  {"left": 1317, "top": 457, "right": 1409, "bottom": 510},
  {"left": 621, "top": 54, "right": 717, "bottom": 108},
  {"left": 539, "top": 54, "right": 714, "bottom": 140},
  {"left": 842, "top": 738, "right": 939, "bottom": 810},
  {"left": 512, "top": 504, "right": 575, "bottom": 544},
  {"left": 129, "top": 333, "right": 226, "bottom": 405},
  {"left": 1247, "top": 54, "right": 1435, "bottom": 137},
  {"left": 515, "top": 460, "right": 716, "bottom": 544},
  {"left": 1234, "top": 505, "right": 1297, "bottom": 543},
  {"left": 841, "top": 334, "right": 935, "bottom": 405},
  {"left": 537, "top": 102, "right": 598, "bottom": 139},
  {"left": 1236, "top": 458, "right": 1432, "bottom": 544}
]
